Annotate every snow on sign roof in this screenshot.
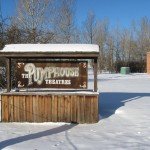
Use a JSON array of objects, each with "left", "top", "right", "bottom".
[{"left": 1, "top": 44, "right": 99, "bottom": 53}]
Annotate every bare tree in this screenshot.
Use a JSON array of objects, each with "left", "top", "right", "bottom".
[
  {"left": 0, "top": 1, "right": 6, "bottom": 49},
  {"left": 105, "top": 35, "right": 115, "bottom": 72},
  {"left": 137, "top": 17, "right": 150, "bottom": 61},
  {"left": 16, "top": 0, "right": 53, "bottom": 43},
  {"left": 83, "top": 11, "right": 97, "bottom": 44},
  {"left": 52, "top": 0, "right": 76, "bottom": 43},
  {"left": 5, "top": 23, "right": 22, "bottom": 44},
  {"left": 119, "top": 28, "right": 137, "bottom": 63},
  {"left": 95, "top": 19, "right": 109, "bottom": 71}
]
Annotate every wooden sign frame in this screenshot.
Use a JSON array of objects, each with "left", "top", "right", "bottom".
[{"left": 16, "top": 61, "right": 88, "bottom": 89}]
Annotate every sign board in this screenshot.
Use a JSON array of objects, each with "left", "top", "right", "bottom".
[{"left": 16, "top": 61, "right": 87, "bottom": 89}]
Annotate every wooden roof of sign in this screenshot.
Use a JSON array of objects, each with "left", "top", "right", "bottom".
[{"left": 0, "top": 44, "right": 99, "bottom": 58}]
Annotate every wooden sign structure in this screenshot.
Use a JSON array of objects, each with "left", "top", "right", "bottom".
[
  {"left": 0, "top": 44, "right": 99, "bottom": 123},
  {"left": 147, "top": 52, "right": 150, "bottom": 74},
  {"left": 16, "top": 61, "right": 87, "bottom": 89}
]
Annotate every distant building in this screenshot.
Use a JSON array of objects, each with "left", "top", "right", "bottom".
[{"left": 147, "top": 52, "right": 150, "bottom": 74}]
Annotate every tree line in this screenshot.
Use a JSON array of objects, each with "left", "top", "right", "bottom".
[{"left": 0, "top": 0, "right": 150, "bottom": 73}]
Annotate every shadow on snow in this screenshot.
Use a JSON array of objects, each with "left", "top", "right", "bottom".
[
  {"left": 0, "top": 124, "right": 77, "bottom": 149},
  {"left": 99, "top": 92, "right": 150, "bottom": 119}
]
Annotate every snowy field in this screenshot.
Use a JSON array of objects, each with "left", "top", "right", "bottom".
[{"left": 0, "top": 73, "right": 150, "bottom": 150}]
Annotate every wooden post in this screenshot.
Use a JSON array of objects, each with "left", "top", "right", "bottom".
[
  {"left": 6, "top": 58, "right": 11, "bottom": 92},
  {"left": 94, "top": 58, "right": 97, "bottom": 92}
]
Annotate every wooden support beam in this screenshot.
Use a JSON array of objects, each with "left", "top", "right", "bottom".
[
  {"left": 6, "top": 58, "right": 11, "bottom": 92},
  {"left": 0, "top": 52, "right": 99, "bottom": 59},
  {"left": 94, "top": 58, "right": 98, "bottom": 92}
]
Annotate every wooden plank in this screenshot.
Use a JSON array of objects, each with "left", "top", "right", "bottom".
[
  {"left": 41, "top": 96, "right": 45, "bottom": 122},
  {"left": 1, "top": 52, "right": 99, "bottom": 59},
  {"left": 13, "top": 96, "right": 17, "bottom": 122},
  {"left": 78, "top": 96, "right": 85, "bottom": 123},
  {"left": 13, "top": 96, "right": 20, "bottom": 122},
  {"left": 54, "top": 96, "right": 58, "bottom": 122},
  {"left": 84, "top": 96, "right": 90, "bottom": 123},
  {"left": 78, "top": 96, "right": 83, "bottom": 123},
  {"left": 65, "top": 95, "right": 71, "bottom": 122},
  {"left": 2, "top": 91, "right": 98, "bottom": 96},
  {"left": 19, "top": 97, "right": 23, "bottom": 122},
  {"left": 70, "top": 95, "right": 77, "bottom": 123},
  {"left": 47, "top": 95, "right": 52, "bottom": 122},
  {"left": 37, "top": 95, "right": 43, "bottom": 122},
  {"left": 4, "top": 97, "right": 9, "bottom": 122},
  {"left": 1, "top": 96, "right": 4, "bottom": 121},
  {"left": 68, "top": 96, "right": 71, "bottom": 122},
  {"left": 76, "top": 96, "right": 80, "bottom": 123},
  {"left": 57, "top": 95, "right": 61, "bottom": 122},
  {"left": 22, "top": 96, "right": 26, "bottom": 121},
  {"left": 60, "top": 95, "right": 65, "bottom": 122},
  {"left": 26, "top": 96, "right": 32, "bottom": 122},
  {"left": 64, "top": 96, "right": 67, "bottom": 122},
  {"left": 93, "top": 96, "right": 99, "bottom": 122},
  {"left": 77, "top": 96, "right": 81, "bottom": 123},
  {"left": 9, "top": 96, "right": 14, "bottom": 122},
  {"left": 28, "top": 95, "right": 33, "bottom": 122},
  {"left": 32, "top": 95, "right": 38, "bottom": 122},
  {"left": 43, "top": 96, "right": 48, "bottom": 122},
  {"left": 80, "top": 96, "right": 85, "bottom": 123},
  {"left": 25, "top": 96, "right": 29, "bottom": 122},
  {"left": 90, "top": 96, "right": 99, "bottom": 123},
  {"left": 36, "top": 95, "right": 40, "bottom": 122},
  {"left": 19, "top": 96, "right": 26, "bottom": 122},
  {"left": 64, "top": 96, "right": 68, "bottom": 122},
  {"left": 51, "top": 95, "right": 55, "bottom": 122},
  {"left": 90, "top": 97, "right": 94, "bottom": 123},
  {"left": 2, "top": 96, "right": 9, "bottom": 122},
  {"left": 39, "top": 96, "right": 44, "bottom": 122},
  {"left": 52, "top": 95, "right": 58, "bottom": 122}
]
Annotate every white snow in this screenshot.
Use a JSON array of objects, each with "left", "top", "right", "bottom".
[
  {"left": 0, "top": 73, "right": 150, "bottom": 150},
  {"left": 1, "top": 44, "right": 99, "bottom": 53}
]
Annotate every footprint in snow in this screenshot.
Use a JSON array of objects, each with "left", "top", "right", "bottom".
[
  {"left": 52, "top": 141, "right": 64, "bottom": 147},
  {"left": 90, "top": 129, "right": 96, "bottom": 133},
  {"left": 138, "top": 131, "right": 141, "bottom": 134}
]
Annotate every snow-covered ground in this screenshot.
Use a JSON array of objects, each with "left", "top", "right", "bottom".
[{"left": 0, "top": 73, "right": 150, "bottom": 150}]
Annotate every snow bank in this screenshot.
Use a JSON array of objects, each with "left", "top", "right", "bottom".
[{"left": 98, "top": 73, "right": 150, "bottom": 80}]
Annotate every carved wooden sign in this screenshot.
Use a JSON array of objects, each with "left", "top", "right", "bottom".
[{"left": 16, "top": 61, "right": 87, "bottom": 89}]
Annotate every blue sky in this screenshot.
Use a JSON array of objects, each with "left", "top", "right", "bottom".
[
  {"left": 76, "top": 0, "right": 150, "bottom": 28},
  {"left": 0, "top": 0, "right": 17, "bottom": 17},
  {"left": 1, "top": 0, "right": 150, "bottom": 28}
]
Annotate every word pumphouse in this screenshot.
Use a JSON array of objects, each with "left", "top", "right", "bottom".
[
  {"left": 16, "top": 62, "right": 87, "bottom": 89},
  {"left": 22, "top": 63, "right": 79, "bottom": 85}
]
